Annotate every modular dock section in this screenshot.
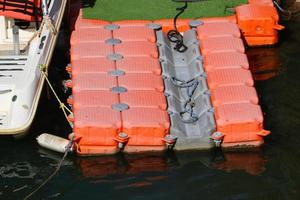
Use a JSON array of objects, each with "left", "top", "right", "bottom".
[{"left": 66, "top": 0, "right": 282, "bottom": 155}]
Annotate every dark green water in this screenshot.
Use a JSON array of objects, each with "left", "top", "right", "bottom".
[{"left": 1, "top": 22, "right": 300, "bottom": 200}]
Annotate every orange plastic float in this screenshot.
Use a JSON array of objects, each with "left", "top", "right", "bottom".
[
  {"left": 72, "top": 74, "right": 117, "bottom": 91},
  {"left": 122, "top": 107, "right": 170, "bottom": 152},
  {"left": 117, "top": 57, "right": 162, "bottom": 75},
  {"left": 236, "top": 4, "right": 284, "bottom": 46},
  {"left": 70, "top": 19, "right": 170, "bottom": 155},
  {"left": 198, "top": 15, "right": 270, "bottom": 147},
  {"left": 114, "top": 41, "right": 159, "bottom": 58},
  {"left": 67, "top": 0, "right": 282, "bottom": 155},
  {"left": 114, "top": 20, "right": 156, "bottom": 42},
  {"left": 203, "top": 52, "right": 249, "bottom": 72},
  {"left": 71, "top": 42, "right": 113, "bottom": 60},
  {"left": 215, "top": 103, "right": 270, "bottom": 146},
  {"left": 197, "top": 21, "right": 241, "bottom": 39},
  {"left": 70, "top": 27, "right": 111, "bottom": 45},
  {"left": 211, "top": 85, "right": 259, "bottom": 107},
  {"left": 118, "top": 73, "right": 164, "bottom": 92},
  {"left": 200, "top": 37, "right": 245, "bottom": 55},
  {"left": 74, "top": 107, "right": 122, "bottom": 154},
  {"left": 154, "top": 19, "right": 190, "bottom": 33},
  {"left": 70, "top": 57, "right": 115, "bottom": 77},
  {"left": 72, "top": 90, "right": 118, "bottom": 109},
  {"left": 206, "top": 68, "right": 254, "bottom": 89},
  {"left": 120, "top": 90, "right": 167, "bottom": 110},
  {"left": 248, "top": 0, "right": 274, "bottom": 6}
]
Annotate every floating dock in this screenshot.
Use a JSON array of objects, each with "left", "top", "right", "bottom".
[{"left": 67, "top": 0, "right": 282, "bottom": 155}]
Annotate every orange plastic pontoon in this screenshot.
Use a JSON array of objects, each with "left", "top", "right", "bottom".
[{"left": 67, "top": 0, "right": 281, "bottom": 155}]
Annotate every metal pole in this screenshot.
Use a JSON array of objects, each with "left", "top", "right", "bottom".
[{"left": 12, "top": 25, "right": 20, "bottom": 55}]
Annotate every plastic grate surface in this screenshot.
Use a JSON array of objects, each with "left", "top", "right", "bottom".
[
  {"left": 207, "top": 68, "right": 254, "bottom": 89},
  {"left": 200, "top": 37, "right": 245, "bottom": 55},
  {"left": 72, "top": 73, "right": 117, "bottom": 91},
  {"left": 71, "top": 57, "right": 115, "bottom": 76},
  {"left": 114, "top": 41, "right": 159, "bottom": 58},
  {"left": 116, "top": 57, "right": 161, "bottom": 74},
  {"left": 197, "top": 21, "right": 241, "bottom": 39},
  {"left": 211, "top": 85, "right": 259, "bottom": 107},
  {"left": 204, "top": 52, "right": 249, "bottom": 72}
]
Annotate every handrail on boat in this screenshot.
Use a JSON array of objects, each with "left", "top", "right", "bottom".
[
  {"left": 41, "top": 0, "right": 49, "bottom": 16},
  {"left": 39, "top": 0, "right": 57, "bottom": 35},
  {"left": 20, "top": 0, "right": 57, "bottom": 52}
]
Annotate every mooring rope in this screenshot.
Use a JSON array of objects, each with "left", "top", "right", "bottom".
[
  {"left": 23, "top": 138, "right": 74, "bottom": 200},
  {"left": 38, "top": 15, "right": 57, "bottom": 36},
  {"left": 39, "top": 64, "right": 73, "bottom": 124},
  {"left": 23, "top": 64, "right": 74, "bottom": 200}
]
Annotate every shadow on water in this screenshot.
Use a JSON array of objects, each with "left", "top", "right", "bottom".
[{"left": 1, "top": 14, "right": 300, "bottom": 200}]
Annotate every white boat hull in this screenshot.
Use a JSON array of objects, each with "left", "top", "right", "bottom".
[{"left": 0, "top": 0, "right": 68, "bottom": 135}]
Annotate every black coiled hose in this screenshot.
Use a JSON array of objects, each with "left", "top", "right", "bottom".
[{"left": 167, "top": 2, "right": 188, "bottom": 53}]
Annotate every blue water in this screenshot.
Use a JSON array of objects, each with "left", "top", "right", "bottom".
[{"left": 1, "top": 21, "right": 300, "bottom": 200}]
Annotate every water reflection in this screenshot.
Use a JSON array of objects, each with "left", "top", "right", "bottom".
[
  {"left": 247, "top": 47, "right": 284, "bottom": 81},
  {"left": 76, "top": 149, "right": 267, "bottom": 183},
  {"left": 210, "top": 151, "right": 266, "bottom": 175},
  {"left": 0, "top": 162, "right": 37, "bottom": 179}
]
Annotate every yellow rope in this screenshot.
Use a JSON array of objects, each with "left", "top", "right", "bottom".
[
  {"left": 39, "top": 64, "right": 73, "bottom": 127},
  {"left": 38, "top": 15, "right": 57, "bottom": 37}
]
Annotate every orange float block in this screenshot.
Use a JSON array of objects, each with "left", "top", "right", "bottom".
[
  {"left": 154, "top": 19, "right": 191, "bottom": 33},
  {"left": 76, "top": 146, "right": 119, "bottom": 155},
  {"left": 248, "top": 0, "right": 274, "bottom": 6},
  {"left": 215, "top": 103, "right": 270, "bottom": 145},
  {"left": 113, "top": 20, "right": 156, "bottom": 42},
  {"left": 207, "top": 68, "right": 254, "bottom": 89},
  {"left": 118, "top": 73, "right": 164, "bottom": 92},
  {"left": 74, "top": 18, "right": 109, "bottom": 29},
  {"left": 74, "top": 107, "right": 121, "bottom": 150},
  {"left": 203, "top": 52, "right": 249, "bottom": 72},
  {"left": 120, "top": 90, "right": 167, "bottom": 110},
  {"left": 71, "top": 57, "right": 115, "bottom": 77},
  {"left": 72, "top": 73, "right": 117, "bottom": 91},
  {"left": 114, "top": 41, "right": 159, "bottom": 58},
  {"left": 122, "top": 107, "right": 170, "bottom": 151},
  {"left": 71, "top": 42, "right": 113, "bottom": 60},
  {"left": 116, "top": 57, "right": 161, "bottom": 75},
  {"left": 197, "top": 21, "right": 241, "bottom": 39},
  {"left": 73, "top": 90, "right": 119, "bottom": 109},
  {"left": 211, "top": 85, "right": 259, "bottom": 107},
  {"left": 199, "top": 16, "right": 237, "bottom": 24},
  {"left": 200, "top": 37, "right": 245, "bottom": 55},
  {"left": 236, "top": 4, "right": 284, "bottom": 46},
  {"left": 70, "top": 28, "right": 112, "bottom": 45}
]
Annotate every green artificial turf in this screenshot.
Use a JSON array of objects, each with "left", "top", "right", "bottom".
[{"left": 83, "top": 0, "right": 247, "bottom": 21}]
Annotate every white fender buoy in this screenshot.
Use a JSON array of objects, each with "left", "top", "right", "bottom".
[{"left": 37, "top": 133, "right": 72, "bottom": 153}]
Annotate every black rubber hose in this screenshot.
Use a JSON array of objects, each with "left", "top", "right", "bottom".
[{"left": 167, "top": 2, "right": 188, "bottom": 53}]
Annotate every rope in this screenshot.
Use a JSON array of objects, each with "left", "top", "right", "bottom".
[
  {"left": 38, "top": 15, "right": 57, "bottom": 36},
  {"left": 180, "top": 100, "right": 199, "bottom": 123},
  {"left": 23, "top": 65, "right": 75, "bottom": 200},
  {"left": 171, "top": 76, "right": 200, "bottom": 123},
  {"left": 23, "top": 138, "right": 74, "bottom": 200},
  {"left": 39, "top": 64, "right": 73, "bottom": 124},
  {"left": 22, "top": 12, "right": 57, "bottom": 51}
]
